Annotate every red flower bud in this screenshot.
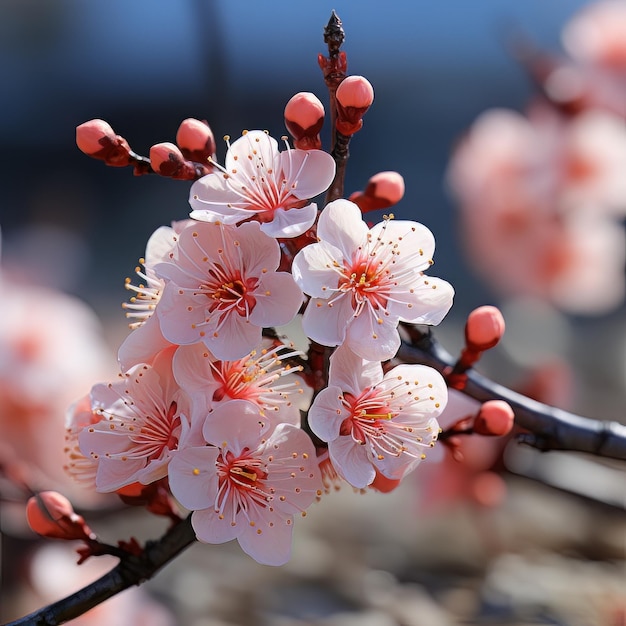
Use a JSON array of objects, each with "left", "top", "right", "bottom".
[
  {"left": 474, "top": 400, "right": 515, "bottom": 436},
  {"left": 26, "top": 491, "right": 94, "bottom": 541},
  {"left": 349, "top": 171, "right": 405, "bottom": 213},
  {"left": 465, "top": 305, "right": 505, "bottom": 352},
  {"left": 284, "top": 92, "right": 325, "bottom": 150},
  {"left": 335, "top": 76, "right": 374, "bottom": 135},
  {"left": 176, "top": 118, "right": 216, "bottom": 163},
  {"left": 76, "top": 119, "right": 132, "bottom": 167},
  {"left": 149, "top": 142, "right": 210, "bottom": 180}
]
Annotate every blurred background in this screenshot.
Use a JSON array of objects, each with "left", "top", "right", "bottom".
[{"left": 1, "top": 1, "right": 624, "bottom": 624}]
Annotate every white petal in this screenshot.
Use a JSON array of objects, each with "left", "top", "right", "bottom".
[
  {"left": 307, "top": 386, "right": 345, "bottom": 442},
  {"left": 329, "top": 437, "right": 375, "bottom": 488},
  {"left": 393, "top": 276, "right": 455, "bottom": 325},
  {"left": 277, "top": 149, "right": 336, "bottom": 199},
  {"left": 317, "top": 199, "right": 368, "bottom": 258},
  {"left": 237, "top": 511, "right": 294, "bottom": 566},
  {"left": 301, "top": 293, "right": 353, "bottom": 347},
  {"left": 259, "top": 203, "right": 318, "bottom": 238},
  {"left": 345, "top": 309, "right": 401, "bottom": 361},
  {"left": 249, "top": 273, "right": 302, "bottom": 327},
  {"left": 327, "top": 344, "right": 382, "bottom": 394},
  {"left": 192, "top": 507, "right": 241, "bottom": 544},
  {"left": 291, "top": 241, "right": 344, "bottom": 298}
]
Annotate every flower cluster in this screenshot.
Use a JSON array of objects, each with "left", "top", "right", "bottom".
[
  {"left": 70, "top": 93, "right": 453, "bottom": 564},
  {"left": 447, "top": 2, "right": 626, "bottom": 315}
]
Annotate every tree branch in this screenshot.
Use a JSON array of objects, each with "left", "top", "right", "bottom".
[
  {"left": 4, "top": 516, "right": 196, "bottom": 626},
  {"left": 398, "top": 324, "right": 626, "bottom": 460}
]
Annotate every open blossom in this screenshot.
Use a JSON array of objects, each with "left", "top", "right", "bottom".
[
  {"left": 292, "top": 199, "right": 454, "bottom": 361},
  {"left": 79, "top": 348, "right": 196, "bottom": 492},
  {"left": 173, "top": 342, "right": 305, "bottom": 428},
  {"left": 118, "top": 223, "right": 188, "bottom": 372},
  {"left": 308, "top": 345, "right": 447, "bottom": 489},
  {"left": 189, "top": 130, "right": 336, "bottom": 238},
  {"left": 154, "top": 220, "right": 303, "bottom": 361},
  {"left": 168, "top": 399, "right": 322, "bottom": 566}
]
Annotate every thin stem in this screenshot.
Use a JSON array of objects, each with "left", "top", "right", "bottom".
[
  {"left": 4, "top": 516, "right": 196, "bottom": 626},
  {"left": 398, "top": 324, "right": 626, "bottom": 460}
]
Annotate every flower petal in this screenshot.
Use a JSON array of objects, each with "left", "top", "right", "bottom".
[
  {"left": 317, "top": 199, "right": 368, "bottom": 258},
  {"left": 329, "top": 436, "right": 375, "bottom": 488}
]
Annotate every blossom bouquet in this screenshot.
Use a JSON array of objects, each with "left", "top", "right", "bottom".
[{"left": 4, "top": 7, "right": 626, "bottom": 625}]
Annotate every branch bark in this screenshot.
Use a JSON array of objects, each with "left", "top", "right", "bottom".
[
  {"left": 4, "top": 516, "right": 196, "bottom": 626},
  {"left": 398, "top": 324, "right": 626, "bottom": 460}
]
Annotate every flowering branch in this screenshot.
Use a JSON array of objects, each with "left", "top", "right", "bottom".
[
  {"left": 398, "top": 324, "right": 626, "bottom": 460},
  {"left": 4, "top": 515, "right": 196, "bottom": 626}
]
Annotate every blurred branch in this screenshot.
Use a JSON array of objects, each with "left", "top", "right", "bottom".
[
  {"left": 4, "top": 516, "right": 196, "bottom": 626},
  {"left": 398, "top": 324, "right": 626, "bottom": 461}
]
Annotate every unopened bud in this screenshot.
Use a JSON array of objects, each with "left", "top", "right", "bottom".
[
  {"left": 284, "top": 92, "right": 325, "bottom": 150},
  {"left": 76, "top": 119, "right": 132, "bottom": 166},
  {"left": 465, "top": 305, "right": 505, "bottom": 352},
  {"left": 149, "top": 142, "right": 209, "bottom": 180},
  {"left": 335, "top": 76, "right": 374, "bottom": 135},
  {"left": 26, "top": 491, "right": 94, "bottom": 541},
  {"left": 176, "top": 118, "right": 216, "bottom": 163},
  {"left": 474, "top": 400, "right": 515, "bottom": 436},
  {"left": 349, "top": 171, "right": 405, "bottom": 213}
]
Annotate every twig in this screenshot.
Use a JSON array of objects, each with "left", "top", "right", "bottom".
[
  {"left": 3, "top": 516, "right": 196, "bottom": 626},
  {"left": 398, "top": 324, "right": 626, "bottom": 460}
]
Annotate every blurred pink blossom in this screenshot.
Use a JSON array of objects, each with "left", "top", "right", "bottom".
[{"left": 447, "top": 106, "right": 626, "bottom": 313}]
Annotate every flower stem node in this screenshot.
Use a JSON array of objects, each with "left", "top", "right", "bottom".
[
  {"left": 176, "top": 118, "right": 217, "bottom": 163},
  {"left": 349, "top": 171, "right": 406, "bottom": 213},
  {"left": 474, "top": 400, "right": 515, "bottom": 437},
  {"left": 76, "top": 119, "right": 132, "bottom": 166},
  {"left": 284, "top": 92, "right": 325, "bottom": 150},
  {"left": 465, "top": 305, "right": 506, "bottom": 352},
  {"left": 149, "top": 142, "right": 210, "bottom": 180},
  {"left": 335, "top": 76, "right": 374, "bottom": 135},
  {"left": 26, "top": 491, "right": 95, "bottom": 541}
]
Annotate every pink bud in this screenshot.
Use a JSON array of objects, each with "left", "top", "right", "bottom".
[
  {"left": 465, "top": 305, "right": 505, "bottom": 352},
  {"left": 335, "top": 76, "right": 374, "bottom": 136},
  {"left": 150, "top": 142, "right": 184, "bottom": 171},
  {"left": 76, "top": 119, "right": 132, "bottom": 166},
  {"left": 149, "top": 142, "right": 209, "bottom": 180},
  {"left": 336, "top": 76, "right": 374, "bottom": 108},
  {"left": 26, "top": 491, "right": 94, "bottom": 541},
  {"left": 284, "top": 92, "right": 325, "bottom": 150},
  {"left": 473, "top": 400, "right": 515, "bottom": 436},
  {"left": 76, "top": 119, "right": 115, "bottom": 155},
  {"left": 176, "top": 118, "right": 216, "bottom": 162},
  {"left": 349, "top": 171, "right": 405, "bottom": 213}
]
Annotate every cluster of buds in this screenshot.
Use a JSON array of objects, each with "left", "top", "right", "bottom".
[{"left": 76, "top": 117, "right": 216, "bottom": 180}]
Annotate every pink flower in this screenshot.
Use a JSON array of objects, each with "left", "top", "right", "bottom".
[
  {"left": 79, "top": 348, "right": 196, "bottom": 492},
  {"left": 64, "top": 394, "right": 100, "bottom": 486},
  {"left": 292, "top": 199, "right": 454, "bottom": 361},
  {"left": 154, "top": 220, "right": 303, "bottom": 360},
  {"left": 189, "top": 130, "right": 336, "bottom": 238},
  {"left": 173, "top": 341, "right": 305, "bottom": 428},
  {"left": 118, "top": 224, "right": 186, "bottom": 372},
  {"left": 447, "top": 107, "right": 626, "bottom": 313},
  {"left": 168, "top": 399, "right": 322, "bottom": 566},
  {"left": 307, "top": 345, "right": 447, "bottom": 489}
]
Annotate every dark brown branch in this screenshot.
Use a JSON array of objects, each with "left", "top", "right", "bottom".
[
  {"left": 4, "top": 516, "right": 196, "bottom": 626},
  {"left": 398, "top": 324, "right": 626, "bottom": 460}
]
